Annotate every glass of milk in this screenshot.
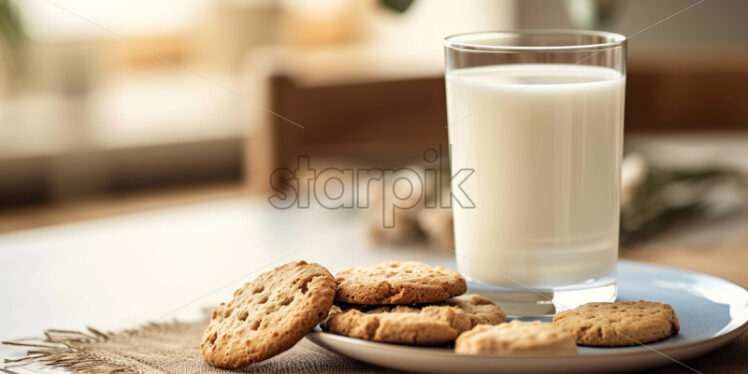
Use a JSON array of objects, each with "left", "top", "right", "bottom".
[{"left": 444, "top": 30, "right": 626, "bottom": 316}]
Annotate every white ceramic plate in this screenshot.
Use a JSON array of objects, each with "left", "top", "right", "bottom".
[{"left": 306, "top": 260, "right": 748, "bottom": 373}]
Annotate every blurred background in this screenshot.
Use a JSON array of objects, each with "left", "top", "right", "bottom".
[{"left": 1, "top": 0, "right": 747, "bottom": 245}]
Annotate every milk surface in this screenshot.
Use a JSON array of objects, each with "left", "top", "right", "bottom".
[{"left": 446, "top": 64, "right": 625, "bottom": 288}]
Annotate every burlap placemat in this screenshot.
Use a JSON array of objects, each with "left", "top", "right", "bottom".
[{"left": 2, "top": 321, "right": 391, "bottom": 374}]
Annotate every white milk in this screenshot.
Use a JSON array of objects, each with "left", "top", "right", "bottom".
[{"left": 446, "top": 64, "right": 625, "bottom": 288}]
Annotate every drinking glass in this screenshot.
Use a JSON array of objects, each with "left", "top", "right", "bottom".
[{"left": 444, "top": 30, "right": 626, "bottom": 316}]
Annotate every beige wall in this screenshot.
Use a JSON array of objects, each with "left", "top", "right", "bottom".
[{"left": 519, "top": 0, "right": 748, "bottom": 46}]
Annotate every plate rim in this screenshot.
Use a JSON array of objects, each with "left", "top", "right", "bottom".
[{"left": 308, "top": 260, "right": 748, "bottom": 360}]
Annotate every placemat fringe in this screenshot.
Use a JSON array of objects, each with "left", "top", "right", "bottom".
[{"left": 2, "top": 325, "right": 142, "bottom": 374}]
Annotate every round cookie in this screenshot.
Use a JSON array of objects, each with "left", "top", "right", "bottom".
[
  {"left": 322, "top": 304, "right": 472, "bottom": 345},
  {"left": 455, "top": 320, "right": 578, "bottom": 356},
  {"left": 335, "top": 261, "right": 467, "bottom": 304},
  {"left": 201, "top": 261, "right": 336, "bottom": 368},
  {"left": 552, "top": 301, "right": 680, "bottom": 346},
  {"left": 445, "top": 294, "right": 506, "bottom": 327}
]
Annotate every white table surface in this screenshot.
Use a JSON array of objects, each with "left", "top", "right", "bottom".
[
  {"left": 0, "top": 198, "right": 451, "bottom": 369},
  {"left": 1, "top": 192, "right": 746, "bottom": 372}
]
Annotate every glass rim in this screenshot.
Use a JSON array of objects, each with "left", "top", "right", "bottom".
[{"left": 444, "top": 30, "right": 627, "bottom": 52}]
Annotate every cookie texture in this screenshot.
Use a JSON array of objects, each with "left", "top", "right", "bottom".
[
  {"left": 552, "top": 301, "right": 680, "bottom": 346},
  {"left": 455, "top": 320, "right": 578, "bottom": 356},
  {"left": 335, "top": 261, "right": 467, "bottom": 304},
  {"left": 445, "top": 294, "right": 506, "bottom": 327},
  {"left": 201, "top": 261, "right": 336, "bottom": 368},
  {"left": 322, "top": 304, "right": 472, "bottom": 345}
]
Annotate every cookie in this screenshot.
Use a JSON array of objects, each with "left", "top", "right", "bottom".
[
  {"left": 201, "top": 261, "right": 336, "bottom": 368},
  {"left": 455, "top": 320, "right": 578, "bottom": 356},
  {"left": 335, "top": 261, "right": 467, "bottom": 304},
  {"left": 322, "top": 304, "right": 472, "bottom": 345},
  {"left": 552, "top": 301, "right": 680, "bottom": 346},
  {"left": 445, "top": 294, "right": 506, "bottom": 327}
]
